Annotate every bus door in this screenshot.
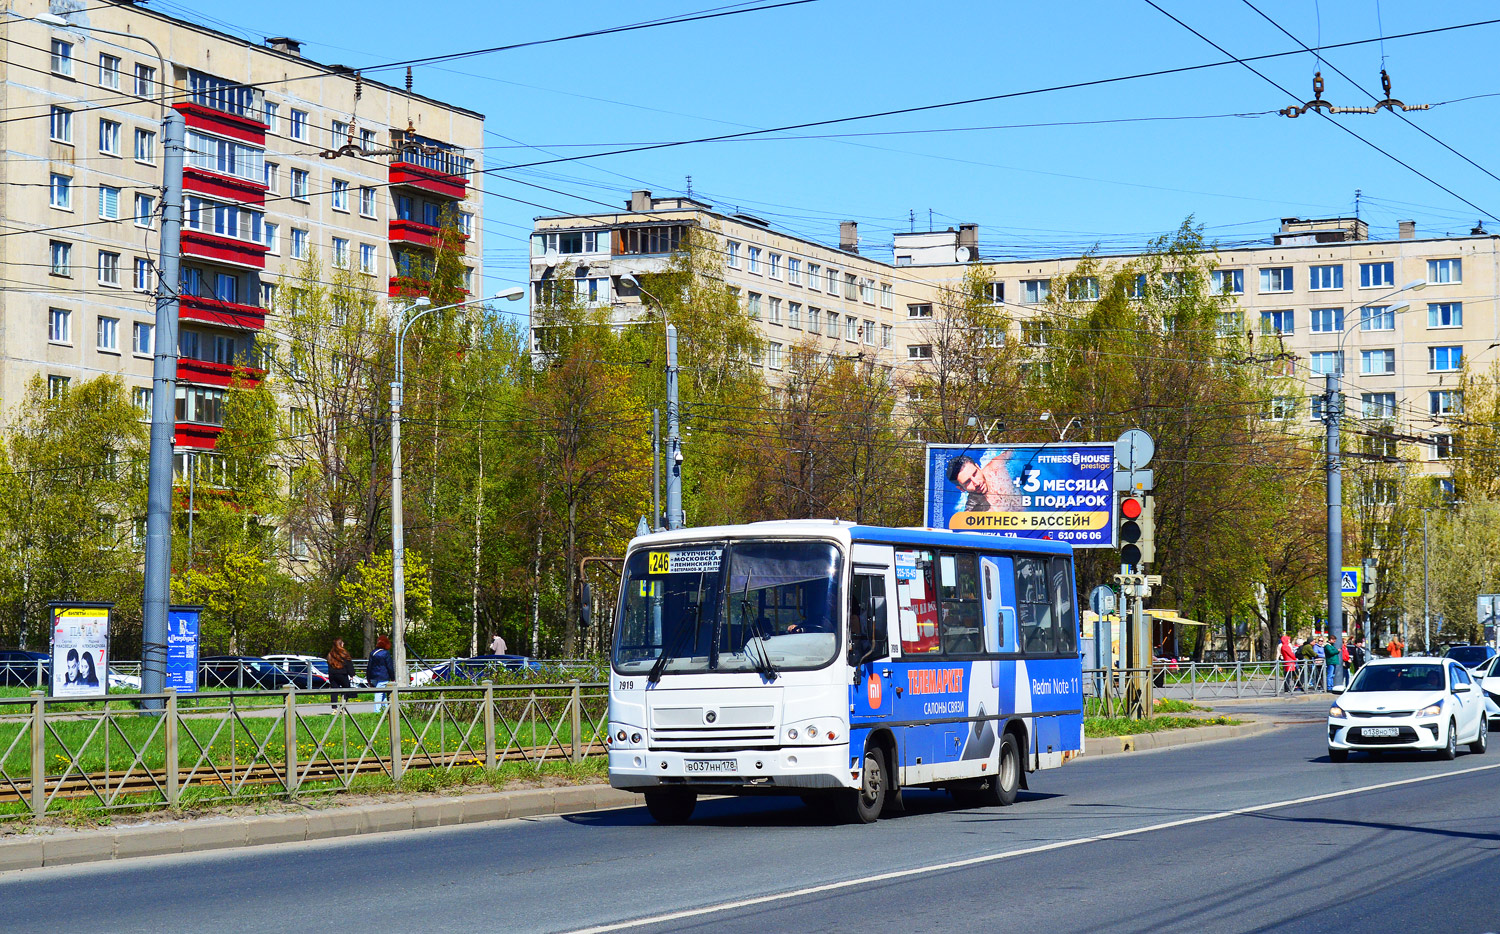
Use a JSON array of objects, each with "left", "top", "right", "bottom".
[{"left": 848, "top": 565, "right": 893, "bottom": 722}]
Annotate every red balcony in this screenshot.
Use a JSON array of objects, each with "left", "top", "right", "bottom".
[
  {"left": 180, "top": 295, "right": 268, "bottom": 332},
  {"left": 389, "top": 275, "right": 429, "bottom": 299},
  {"left": 174, "top": 424, "right": 222, "bottom": 449},
  {"left": 177, "top": 357, "right": 265, "bottom": 389},
  {"left": 389, "top": 159, "right": 467, "bottom": 201},
  {"left": 183, "top": 166, "right": 267, "bottom": 206},
  {"left": 174, "top": 101, "right": 267, "bottom": 145},
  {"left": 388, "top": 218, "right": 466, "bottom": 254},
  {"left": 182, "top": 230, "right": 269, "bottom": 270}
]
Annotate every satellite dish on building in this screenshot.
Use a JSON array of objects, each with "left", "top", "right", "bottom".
[{"left": 955, "top": 247, "right": 973, "bottom": 262}]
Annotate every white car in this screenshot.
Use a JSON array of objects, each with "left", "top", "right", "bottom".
[
  {"left": 262, "top": 653, "right": 369, "bottom": 689},
  {"left": 1475, "top": 656, "right": 1500, "bottom": 725},
  {"left": 1328, "top": 656, "right": 1488, "bottom": 761}
]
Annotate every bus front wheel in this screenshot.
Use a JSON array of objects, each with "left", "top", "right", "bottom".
[
  {"left": 837, "top": 746, "right": 888, "bottom": 824},
  {"left": 644, "top": 790, "right": 697, "bottom": 824}
]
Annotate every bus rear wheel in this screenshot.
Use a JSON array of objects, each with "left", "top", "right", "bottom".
[
  {"left": 644, "top": 790, "right": 697, "bottom": 824},
  {"left": 955, "top": 732, "right": 1021, "bottom": 808},
  {"left": 837, "top": 746, "right": 887, "bottom": 824}
]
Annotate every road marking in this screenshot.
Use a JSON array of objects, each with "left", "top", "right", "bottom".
[{"left": 565, "top": 760, "right": 1500, "bottom": 933}]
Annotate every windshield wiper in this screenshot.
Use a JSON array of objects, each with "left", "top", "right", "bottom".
[
  {"left": 738, "top": 584, "right": 779, "bottom": 682},
  {"left": 647, "top": 576, "right": 707, "bottom": 684}
]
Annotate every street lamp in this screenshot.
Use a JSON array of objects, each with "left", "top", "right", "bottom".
[
  {"left": 1324, "top": 278, "right": 1425, "bottom": 658},
  {"left": 30, "top": 11, "right": 184, "bottom": 704},
  {"left": 619, "top": 273, "right": 683, "bottom": 530},
  {"left": 390, "top": 287, "right": 524, "bottom": 685}
]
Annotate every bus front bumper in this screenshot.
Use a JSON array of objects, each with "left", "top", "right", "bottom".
[{"left": 608, "top": 744, "right": 853, "bottom": 793}]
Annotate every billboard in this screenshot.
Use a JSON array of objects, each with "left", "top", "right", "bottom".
[
  {"left": 49, "top": 603, "right": 111, "bottom": 699},
  {"left": 924, "top": 443, "right": 1115, "bottom": 548},
  {"left": 166, "top": 606, "right": 203, "bottom": 694},
  {"left": 1478, "top": 594, "right": 1500, "bottom": 645}
]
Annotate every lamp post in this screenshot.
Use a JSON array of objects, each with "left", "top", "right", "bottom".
[
  {"left": 33, "top": 12, "right": 182, "bottom": 704},
  {"left": 1323, "top": 279, "right": 1425, "bottom": 658},
  {"left": 390, "top": 288, "right": 524, "bottom": 685},
  {"left": 619, "top": 273, "right": 683, "bottom": 530}
]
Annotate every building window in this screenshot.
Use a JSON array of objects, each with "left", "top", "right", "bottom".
[
  {"left": 881, "top": 283, "right": 894, "bottom": 308},
  {"left": 50, "top": 106, "right": 72, "bottom": 143},
  {"left": 1432, "top": 434, "right": 1456, "bottom": 461},
  {"left": 1360, "top": 349, "right": 1395, "bottom": 375},
  {"left": 1021, "top": 321, "right": 1050, "bottom": 347},
  {"left": 1310, "top": 396, "right": 1327, "bottom": 422},
  {"left": 99, "top": 53, "right": 121, "bottom": 89},
  {"left": 768, "top": 297, "right": 782, "bottom": 324},
  {"left": 134, "top": 63, "right": 155, "bottom": 98},
  {"left": 908, "top": 344, "right": 933, "bottom": 360},
  {"left": 1362, "top": 393, "right": 1397, "bottom": 419},
  {"left": 360, "top": 128, "right": 377, "bottom": 149},
  {"left": 746, "top": 292, "right": 762, "bottom": 318},
  {"left": 185, "top": 130, "right": 264, "bottom": 181},
  {"left": 1427, "top": 258, "right": 1462, "bottom": 284},
  {"left": 50, "top": 241, "right": 72, "bottom": 276},
  {"left": 616, "top": 225, "right": 684, "bottom": 255},
  {"left": 1217, "top": 311, "right": 1243, "bottom": 337},
  {"left": 1066, "top": 277, "right": 1099, "bottom": 301},
  {"left": 261, "top": 100, "right": 279, "bottom": 132},
  {"left": 98, "top": 185, "right": 120, "bottom": 220},
  {"left": 788, "top": 302, "right": 802, "bottom": 328},
  {"left": 99, "top": 119, "right": 120, "bottom": 155},
  {"left": 1259, "top": 266, "right": 1293, "bottom": 292},
  {"left": 133, "top": 128, "right": 156, "bottom": 163},
  {"left": 1309, "top": 264, "right": 1343, "bottom": 290},
  {"left": 98, "top": 251, "right": 120, "bottom": 286},
  {"left": 359, "top": 186, "right": 377, "bottom": 217},
  {"left": 1261, "top": 310, "right": 1293, "bottom": 335},
  {"left": 289, "top": 109, "right": 307, "bottom": 141},
  {"left": 788, "top": 257, "right": 801, "bottom": 284},
  {"left": 331, "top": 237, "right": 349, "bottom": 268},
  {"left": 747, "top": 246, "right": 761, "bottom": 273},
  {"left": 845, "top": 273, "right": 859, "bottom": 300},
  {"left": 134, "top": 193, "right": 155, "bottom": 227},
  {"left": 1430, "top": 390, "right": 1463, "bottom": 416},
  {"left": 1021, "top": 279, "right": 1050, "bottom": 303},
  {"left": 882, "top": 324, "right": 893, "bottom": 348},
  {"left": 48, "top": 308, "right": 72, "bottom": 344},
  {"left": 212, "top": 334, "right": 236, "bottom": 365},
  {"left": 726, "top": 241, "right": 739, "bottom": 267},
  {"left": 50, "top": 39, "right": 73, "bottom": 77},
  {"left": 808, "top": 263, "right": 821, "bottom": 291},
  {"left": 1360, "top": 305, "right": 1395, "bottom": 331},
  {"left": 807, "top": 307, "right": 821, "bottom": 331},
  {"left": 359, "top": 243, "right": 376, "bottom": 274},
  {"left": 290, "top": 228, "right": 308, "bottom": 259},
  {"left": 215, "top": 273, "right": 237, "bottom": 303},
  {"left": 1309, "top": 307, "right": 1343, "bottom": 333},
  {"left": 331, "top": 119, "right": 349, "bottom": 145},
  {"left": 769, "top": 253, "right": 781, "bottom": 278},
  {"left": 1309, "top": 351, "right": 1343, "bottom": 375},
  {"left": 1211, "top": 268, "right": 1244, "bottom": 295},
  {"left": 1265, "top": 396, "right": 1296, "bottom": 420},
  {"left": 981, "top": 281, "right": 1004, "bottom": 305},
  {"left": 1359, "top": 261, "right": 1394, "bottom": 288},
  {"left": 180, "top": 267, "right": 201, "bottom": 298},
  {"left": 132, "top": 387, "right": 152, "bottom": 414},
  {"left": 827, "top": 268, "right": 840, "bottom": 293},
  {"left": 844, "top": 315, "right": 858, "bottom": 341},
  {"left": 175, "top": 385, "right": 226, "bottom": 426},
  {"left": 290, "top": 169, "right": 309, "bottom": 200},
  {"left": 767, "top": 342, "right": 782, "bottom": 370},
  {"left": 264, "top": 222, "right": 279, "bottom": 254},
  {"left": 97, "top": 316, "right": 119, "bottom": 352},
  {"left": 331, "top": 179, "right": 349, "bottom": 211},
  {"left": 49, "top": 173, "right": 71, "bottom": 210},
  {"left": 179, "top": 329, "right": 201, "bottom": 360},
  {"left": 1428, "top": 302, "right": 1462, "bottom": 328},
  {"left": 133, "top": 322, "right": 153, "bottom": 355},
  {"left": 863, "top": 318, "right": 875, "bottom": 345},
  {"left": 1430, "top": 346, "right": 1463, "bottom": 372},
  {"left": 134, "top": 257, "right": 152, "bottom": 291},
  {"left": 825, "top": 312, "right": 839, "bottom": 337},
  {"left": 183, "top": 196, "right": 263, "bottom": 243},
  {"left": 48, "top": 376, "right": 70, "bottom": 399},
  {"left": 263, "top": 162, "right": 278, "bottom": 192}
]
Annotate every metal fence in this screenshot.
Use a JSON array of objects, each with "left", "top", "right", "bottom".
[
  {"left": 0, "top": 681, "right": 608, "bottom": 820},
  {"left": 0, "top": 657, "right": 609, "bottom": 691},
  {"left": 1155, "top": 660, "right": 1333, "bottom": 699}
]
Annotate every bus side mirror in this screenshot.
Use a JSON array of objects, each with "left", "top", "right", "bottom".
[{"left": 579, "top": 582, "right": 593, "bottom": 629}]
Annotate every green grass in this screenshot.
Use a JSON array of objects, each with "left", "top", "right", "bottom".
[
  {"left": 1085, "top": 714, "right": 1239, "bottom": 737},
  {"left": 1083, "top": 696, "right": 1209, "bottom": 718}
]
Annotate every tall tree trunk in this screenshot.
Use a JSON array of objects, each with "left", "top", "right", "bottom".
[{"left": 564, "top": 497, "right": 578, "bottom": 657}]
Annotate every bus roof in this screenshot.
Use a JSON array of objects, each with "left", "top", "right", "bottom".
[{"left": 627, "top": 519, "right": 1073, "bottom": 557}]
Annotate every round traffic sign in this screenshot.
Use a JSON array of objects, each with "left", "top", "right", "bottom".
[{"left": 1114, "top": 429, "right": 1155, "bottom": 470}]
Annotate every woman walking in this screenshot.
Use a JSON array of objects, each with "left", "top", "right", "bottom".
[{"left": 327, "top": 638, "right": 354, "bottom": 707}]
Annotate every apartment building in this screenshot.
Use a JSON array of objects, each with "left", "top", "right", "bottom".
[
  {"left": 0, "top": 0, "right": 483, "bottom": 474},
  {"left": 533, "top": 198, "right": 1492, "bottom": 477},
  {"left": 531, "top": 191, "right": 903, "bottom": 375}
]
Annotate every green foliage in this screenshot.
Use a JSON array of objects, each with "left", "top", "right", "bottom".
[{"left": 338, "top": 548, "right": 433, "bottom": 633}]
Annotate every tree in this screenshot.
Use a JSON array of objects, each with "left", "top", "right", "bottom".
[
  {"left": 338, "top": 548, "right": 433, "bottom": 638},
  {"left": 1402, "top": 499, "right": 1500, "bottom": 646}
]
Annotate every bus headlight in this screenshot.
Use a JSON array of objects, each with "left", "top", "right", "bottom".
[
  {"left": 616, "top": 729, "right": 628, "bottom": 742},
  {"left": 631, "top": 732, "right": 642, "bottom": 744},
  {"left": 787, "top": 728, "right": 799, "bottom": 740}
]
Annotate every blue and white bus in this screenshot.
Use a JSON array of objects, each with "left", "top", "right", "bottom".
[{"left": 607, "top": 520, "right": 1084, "bottom": 824}]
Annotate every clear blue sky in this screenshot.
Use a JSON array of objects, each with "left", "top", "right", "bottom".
[{"left": 176, "top": 0, "right": 1500, "bottom": 295}]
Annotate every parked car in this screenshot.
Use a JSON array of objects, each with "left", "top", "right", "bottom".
[
  {"left": 1327, "top": 656, "right": 1488, "bottom": 761},
  {"left": 107, "top": 669, "right": 142, "bottom": 690},
  {"left": 424, "top": 654, "right": 543, "bottom": 684},
  {"left": 198, "top": 656, "right": 302, "bottom": 690},
  {"left": 1446, "top": 645, "right": 1498, "bottom": 670},
  {"left": 1477, "top": 657, "right": 1500, "bottom": 726},
  {"left": 0, "top": 649, "right": 49, "bottom": 687},
  {"left": 263, "top": 653, "right": 368, "bottom": 688}
]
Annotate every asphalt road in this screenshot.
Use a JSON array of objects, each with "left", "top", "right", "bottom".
[{"left": 6, "top": 697, "right": 1498, "bottom": 934}]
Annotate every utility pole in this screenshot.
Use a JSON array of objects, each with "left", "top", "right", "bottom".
[
  {"left": 665, "top": 325, "right": 683, "bottom": 530},
  {"left": 1324, "top": 371, "right": 1344, "bottom": 651},
  {"left": 390, "top": 376, "right": 407, "bottom": 680},
  {"left": 141, "top": 102, "right": 186, "bottom": 706},
  {"left": 651, "top": 408, "right": 661, "bottom": 531},
  {"left": 1422, "top": 507, "right": 1431, "bottom": 652}
]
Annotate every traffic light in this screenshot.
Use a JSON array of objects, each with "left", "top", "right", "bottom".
[{"left": 1117, "top": 494, "right": 1156, "bottom": 567}]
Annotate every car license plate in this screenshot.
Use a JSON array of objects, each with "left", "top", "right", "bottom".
[
  {"left": 1363, "top": 727, "right": 1398, "bottom": 737},
  {"left": 684, "top": 758, "right": 737, "bottom": 775}
]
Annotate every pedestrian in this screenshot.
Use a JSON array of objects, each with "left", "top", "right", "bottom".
[
  {"left": 1324, "top": 635, "right": 1342, "bottom": 691},
  {"left": 490, "top": 632, "right": 507, "bottom": 656},
  {"left": 368, "top": 635, "right": 396, "bottom": 715},
  {"left": 326, "top": 637, "right": 354, "bottom": 707},
  {"left": 1296, "top": 637, "right": 1315, "bottom": 691},
  {"left": 1279, "top": 634, "right": 1297, "bottom": 693},
  {"left": 1386, "top": 635, "right": 1404, "bottom": 658},
  {"left": 1348, "top": 638, "right": 1366, "bottom": 675}
]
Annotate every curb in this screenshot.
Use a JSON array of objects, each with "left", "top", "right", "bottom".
[
  {"left": 0, "top": 784, "right": 639, "bottom": 874},
  {"left": 1081, "top": 719, "right": 1276, "bottom": 757}
]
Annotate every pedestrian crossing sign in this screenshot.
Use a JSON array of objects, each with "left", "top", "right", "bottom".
[{"left": 1340, "top": 566, "right": 1362, "bottom": 596}]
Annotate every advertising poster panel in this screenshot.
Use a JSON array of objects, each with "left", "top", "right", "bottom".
[
  {"left": 1477, "top": 594, "right": 1500, "bottom": 645},
  {"left": 166, "top": 606, "right": 203, "bottom": 694},
  {"left": 924, "top": 443, "right": 1115, "bottom": 547},
  {"left": 49, "top": 603, "right": 111, "bottom": 698}
]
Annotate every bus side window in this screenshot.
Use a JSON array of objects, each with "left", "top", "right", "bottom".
[
  {"left": 938, "top": 551, "right": 982, "bottom": 655},
  {"left": 1015, "top": 557, "right": 1055, "bottom": 654},
  {"left": 1050, "top": 557, "right": 1077, "bottom": 655}
]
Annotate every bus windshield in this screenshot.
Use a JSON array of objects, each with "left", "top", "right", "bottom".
[{"left": 613, "top": 540, "right": 842, "bottom": 675}]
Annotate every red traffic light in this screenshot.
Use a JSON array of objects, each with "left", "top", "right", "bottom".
[{"left": 1120, "top": 496, "right": 1143, "bottom": 520}]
